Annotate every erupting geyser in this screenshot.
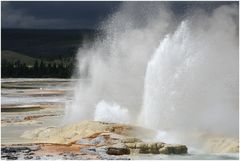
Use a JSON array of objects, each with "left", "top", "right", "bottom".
[
  {"left": 65, "top": 2, "right": 238, "bottom": 146},
  {"left": 140, "top": 18, "right": 238, "bottom": 137}
]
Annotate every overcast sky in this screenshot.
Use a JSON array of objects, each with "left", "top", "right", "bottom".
[
  {"left": 1, "top": 1, "right": 122, "bottom": 29},
  {"left": 1, "top": 1, "right": 238, "bottom": 29}
]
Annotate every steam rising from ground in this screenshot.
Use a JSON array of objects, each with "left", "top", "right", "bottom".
[
  {"left": 94, "top": 100, "right": 130, "bottom": 124},
  {"left": 65, "top": 2, "right": 174, "bottom": 123},
  {"left": 65, "top": 2, "right": 238, "bottom": 140}
]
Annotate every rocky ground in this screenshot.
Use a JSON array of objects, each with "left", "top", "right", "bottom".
[
  {"left": 1, "top": 79, "right": 238, "bottom": 160},
  {"left": 2, "top": 121, "right": 188, "bottom": 160}
]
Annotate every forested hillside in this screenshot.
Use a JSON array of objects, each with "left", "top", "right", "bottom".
[{"left": 1, "top": 29, "right": 98, "bottom": 78}]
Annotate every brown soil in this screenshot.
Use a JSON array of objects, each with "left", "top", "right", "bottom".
[
  {"left": 23, "top": 114, "right": 56, "bottom": 121},
  {"left": 36, "top": 143, "right": 87, "bottom": 155}
]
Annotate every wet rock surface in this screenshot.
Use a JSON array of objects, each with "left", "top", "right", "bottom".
[
  {"left": 106, "top": 143, "right": 130, "bottom": 155},
  {"left": 1, "top": 145, "right": 41, "bottom": 160},
  {"left": 128, "top": 142, "right": 188, "bottom": 154}
]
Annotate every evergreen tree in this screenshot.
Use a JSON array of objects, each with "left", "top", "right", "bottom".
[{"left": 33, "top": 60, "right": 39, "bottom": 77}]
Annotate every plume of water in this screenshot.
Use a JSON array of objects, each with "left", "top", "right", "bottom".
[
  {"left": 64, "top": 2, "right": 173, "bottom": 123},
  {"left": 140, "top": 5, "right": 238, "bottom": 137},
  {"left": 65, "top": 2, "right": 238, "bottom": 140}
]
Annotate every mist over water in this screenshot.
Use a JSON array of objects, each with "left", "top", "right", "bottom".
[{"left": 65, "top": 2, "right": 238, "bottom": 140}]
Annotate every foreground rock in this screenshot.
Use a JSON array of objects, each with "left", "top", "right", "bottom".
[
  {"left": 2, "top": 120, "right": 238, "bottom": 160},
  {"left": 1, "top": 121, "right": 189, "bottom": 160},
  {"left": 120, "top": 136, "right": 187, "bottom": 154},
  {"left": 128, "top": 142, "right": 187, "bottom": 154},
  {"left": 21, "top": 120, "right": 157, "bottom": 144},
  {"left": 106, "top": 143, "right": 130, "bottom": 155},
  {"left": 1, "top": 145, "right": 41, "bottom": 160},
  {"left": 1, "top": 142, "right": 131, "bottom": 160},
  {"left": 21, "top": 120, "right": 188, "bottom": 154}
]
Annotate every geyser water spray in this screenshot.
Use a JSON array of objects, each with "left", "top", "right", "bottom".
[
  {"left": 65, "top": 2, "right": 238, "bottom": 142},
  {"left": 94, "top": 100, "right": 130, "bottom": 124},
  {"left": 140, "top": 14, "right": 238, "bottom": 137},
  {"left": 65, "top": 2, "right": 174, "bottom": 123}
]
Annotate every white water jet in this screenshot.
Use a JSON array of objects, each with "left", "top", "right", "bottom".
[
  {"left": 65, "top": 2, "right": 238, "bottom": 143},
  {"left": 64, "top": 2, "right": 173, "bottom": 123},
  {"left": 140, "top": 5, "right": 238, "bottom": 138}
]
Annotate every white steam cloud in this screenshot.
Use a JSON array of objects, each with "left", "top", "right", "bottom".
[
  {"left": 65, "top": 2, "right": 238, "bottom": 140},
  {"left": 94, "top": 100, "right": 130, "bottom": 124}
]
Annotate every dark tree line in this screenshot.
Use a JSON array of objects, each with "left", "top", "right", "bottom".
[{"left": 1, "top": 59, "right": 74, "bottom": 78}]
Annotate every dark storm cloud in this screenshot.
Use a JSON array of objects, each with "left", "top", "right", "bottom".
[
  {"left": 1, "top": 1, "right": 122, "bottom": 29},
  {"left": 168, "top": 1, "right": 238, "bottom": 16},
  {"left": 1, "top": 1, "right": 238, "bottom": 29}
]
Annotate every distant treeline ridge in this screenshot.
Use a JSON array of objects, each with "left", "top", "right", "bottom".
[{"left": 2, "top": 59, "right": 75, "bottom": 78}]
